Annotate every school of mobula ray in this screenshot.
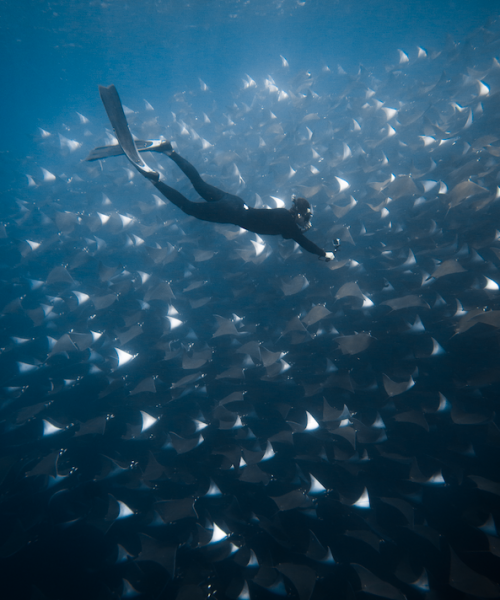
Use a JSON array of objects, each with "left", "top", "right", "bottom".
[{"left": 1, "top": 17, "right": 500, "bottom": 600}]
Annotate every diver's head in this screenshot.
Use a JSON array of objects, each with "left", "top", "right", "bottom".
[{"left": 290, "top": 196, "right": 312, "bottom": 231}]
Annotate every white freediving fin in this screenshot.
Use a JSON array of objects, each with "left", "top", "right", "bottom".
[
  {"left": 84, "top": 139, "right": 170, "bottom": 162},
  {"left": 98, "top": 84, "right": 160, "bottom": 182}
]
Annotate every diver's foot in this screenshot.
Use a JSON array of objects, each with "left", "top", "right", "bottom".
[
  {"left": 134, "top": 161, "right": 160, "bottom": 182},
  {"left": 157, "top": 140, "right": 173, "bottom": 155}
]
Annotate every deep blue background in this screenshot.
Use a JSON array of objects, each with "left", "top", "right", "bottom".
[{"left": 1, "top": 0, "right": 498, "bottom": 169}]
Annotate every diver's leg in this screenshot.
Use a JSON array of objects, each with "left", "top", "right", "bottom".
[
  {"left": 98, "top": 84, "right": 159, "bottom": 182},
  {"left": 152, "top": 182, "right": 192, "bottom": 213},
  {"left": 153, "top": 181, "right": 221, "bottom": 221},
  {"left": 168, "top": 151, "right": 228, "bottom": 203},
  {"left": 154, "top": 180, "right": 247, "bottom": 227}
]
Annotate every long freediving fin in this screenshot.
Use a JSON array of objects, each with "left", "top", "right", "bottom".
[
  {"left": 98, "top": 84, "right": 160, "bottom": 182},
  {"left": 85, "top": 139, "right": 170, "bottom": 162}
]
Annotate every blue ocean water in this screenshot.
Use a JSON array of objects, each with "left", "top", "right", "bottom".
[
  {"left": 0, "top": 0, "right": 498, "bottom": 164},
  {"left": 1, "top": 1, "right": 500, "bottom": 599}
]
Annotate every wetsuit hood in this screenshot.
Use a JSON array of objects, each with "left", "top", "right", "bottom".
[{"left": 290, "top": 195, "right": 313, "bottom": 231}]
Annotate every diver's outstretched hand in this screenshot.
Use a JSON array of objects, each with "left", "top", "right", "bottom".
[
  {"left": 98, "top": 84, "right": 160, "bottom": 182},
  {"left": 322, "top": 239, "right": 341, "bottom": 261}
]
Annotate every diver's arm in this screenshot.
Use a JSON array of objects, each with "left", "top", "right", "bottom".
[{"left": 291, "top": 232, "right": 327, "bottom": 258}]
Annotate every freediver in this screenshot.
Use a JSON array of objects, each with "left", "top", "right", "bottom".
[{"left": 87, "top": 84, "right": 340, "bottom": 260}]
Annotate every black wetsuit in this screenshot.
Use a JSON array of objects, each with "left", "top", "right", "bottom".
[{"left": 154, "top": 152, "right": 327, "bottom": 258}]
